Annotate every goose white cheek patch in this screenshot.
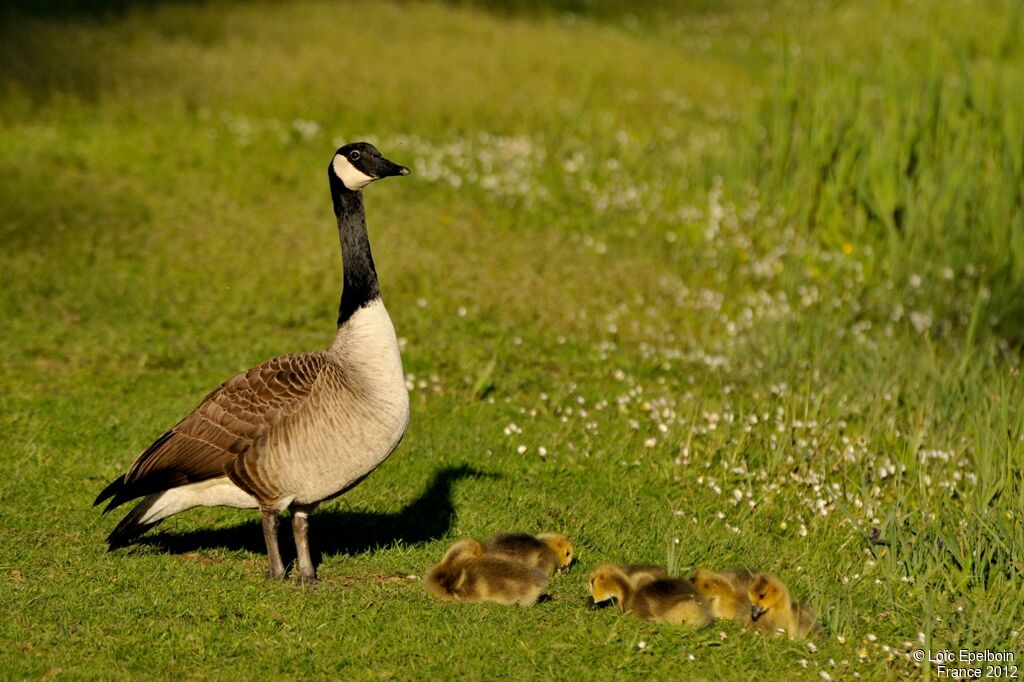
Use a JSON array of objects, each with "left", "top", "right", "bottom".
[{"left": 333, "top": 155, "right": 375, "bottom": 190}]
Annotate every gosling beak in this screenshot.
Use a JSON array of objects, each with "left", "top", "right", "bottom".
[
  {"left": 376, "top": 157, "right": 410, "bottom": 178},
  {"left": 751, "top": 605, "right": 767, "bottom": 621}
]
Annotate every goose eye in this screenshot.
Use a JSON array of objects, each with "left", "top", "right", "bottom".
[{"left": 349, "top": 150, "right": 361, "bottom": 161}]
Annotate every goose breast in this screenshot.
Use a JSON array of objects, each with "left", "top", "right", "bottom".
[{"left": 231, "top": 299, "right": 409, "bottom": 507}]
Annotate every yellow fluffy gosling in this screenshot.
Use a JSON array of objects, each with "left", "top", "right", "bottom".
[
  {"left": 747, "top": 572, "right": 819, "bottom": 640},
  {"left": 426, "top": 539, "right": 548, "bottom": 606},
  {"left": 690, "top": 568, "right": 753, "bottom": 626},
  {"left": 588, "top": 564, "right": 710, "bottom": 627},
  {"left": 483, "top": 532, "right": 574, "bottom": 575}
]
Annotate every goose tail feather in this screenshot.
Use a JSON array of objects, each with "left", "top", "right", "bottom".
[
  {"left": 93, "top": 475, "right": 126, "bottom": 510},
  {"left": 106, "top": 495, "right": 162, "bottom": 551}
]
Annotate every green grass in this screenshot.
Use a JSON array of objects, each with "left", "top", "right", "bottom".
[{"left": 1, "top": 0, "right": 1022, "bottom": 678}]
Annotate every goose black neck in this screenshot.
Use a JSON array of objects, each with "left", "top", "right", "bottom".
[{"left": 332, "top": 184, "right": 380, "bottom": 327}]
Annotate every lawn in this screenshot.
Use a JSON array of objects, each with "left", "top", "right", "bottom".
[{"left": 1, "top": 0, "right": 1022, "bottom": 678}]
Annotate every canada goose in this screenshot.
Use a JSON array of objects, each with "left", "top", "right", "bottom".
[
  {"left": 588, "top": 564, "right": 711, "bottom": 627},
  {"left": 690, "top": 568, "right": 752, "bottom": 625},
  {"left": 94, "top": 143, "right": 412, "bottom": 583},
  {"left": 426, "top": 540, "right": 548, "bottom": 606},
  {"left": 483, "top": 532, "right": 575, "bottom": 575},
  {"left": 747, "top": 573, "right": 820, "bottom": 639}
]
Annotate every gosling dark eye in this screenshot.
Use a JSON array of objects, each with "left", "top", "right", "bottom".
[{"left": 349, "top": 150, "right": 361, "bottom": 161}]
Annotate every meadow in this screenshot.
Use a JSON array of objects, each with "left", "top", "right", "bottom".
[{"left": 1, "top": 0, "right": 1022, "bottom": 678}]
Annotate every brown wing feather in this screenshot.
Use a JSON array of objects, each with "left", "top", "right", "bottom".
[{"left": 98, "top": 353, "right": 328, "bottom": 511}]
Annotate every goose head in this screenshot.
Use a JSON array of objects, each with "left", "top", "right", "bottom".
[
  {"left": 588, "top": 564, "right": 630, "bottom": 608},
  {"left": 537, "top": 532, "right": 575, "bottom": 570},
  {"left": 748, "top": 573, "right": 787, "bottom": 622},
  {"left": 330, "top": 142, "right": 410, "bottom": 191}
]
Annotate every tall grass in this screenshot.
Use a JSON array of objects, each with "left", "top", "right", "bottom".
[{"left": 749, "top": 5, "right": 1024, "bottom": 344}]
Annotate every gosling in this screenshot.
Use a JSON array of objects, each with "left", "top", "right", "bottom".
[
  {"left": 586, "top": 564, "right": 667, "bottom": 608},
  {"left": 588, "top": 564, "right": 710, "bottom": 627},
  {"left": 747, "top": 572, "right": 820, "bottom": 640},
  {"left": 618, "top": 563, "right": 669, "bottom": 589},
  {"left": 690, "top": 568, "right": 753, "bottom": 625},
  {"left": 424, "top": 538, "right": 484, "bottom": 601},
  {"left": 483, "top": 532, "right": 574, "bottom": 575},
  {"left": 426, "top": 539, "right": 548, "bottom": 606}
]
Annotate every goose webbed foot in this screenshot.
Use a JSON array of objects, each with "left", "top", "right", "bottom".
[
  {"left": 262, "top": 510, "right": 286, "bottom": 580},
  {"left": 292, "top": 505, "right": 318, "bottom": 584}
]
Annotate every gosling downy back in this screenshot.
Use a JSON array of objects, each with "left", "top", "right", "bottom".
[
  {"left": 691, "top": 568, "right": 752, "bottom": 624},
  {"left": 484, "top": 532, "right": 574, "bottom": 575},
  {"left": 722, "top": 568, "right": 758, "bottom": 591},
  {"left": 427, "top": 555, "right": 548, "bottom": 606},
  {"left": 439, "top": 538, "right": 486, "bottom": 565},
  {"left": 631, "top": 577, "right": 712, "bottom": 627},
  {"left": 618, "top": 564, "right": 669, "bottom": 589}
]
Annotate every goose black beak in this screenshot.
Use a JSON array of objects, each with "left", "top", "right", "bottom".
[
  {"left": 751, "top": 605, "right": 767, "bottom": 621},
  {"left": 377, "top": 157, "right": 411, "bottom": 178}
]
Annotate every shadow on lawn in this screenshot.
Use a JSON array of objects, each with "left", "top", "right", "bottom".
[{"left": 139, "top": 464, "right": 495, "bottom": 565}]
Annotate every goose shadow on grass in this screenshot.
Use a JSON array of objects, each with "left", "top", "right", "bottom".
[{"left": 138, "top": 464, "right": 496, "bottom": 567}]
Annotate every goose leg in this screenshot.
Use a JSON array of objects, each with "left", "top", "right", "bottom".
[
  {"left": 262, "top": 510, "right": 286, "bottom": 579},
  {"left": 292, "top": 504, "right": 318, "bottom": 584}
]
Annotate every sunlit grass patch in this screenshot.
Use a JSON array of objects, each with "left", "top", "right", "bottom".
[{"left": 1, "top": 0, "right": 1022, "bottom": 678}]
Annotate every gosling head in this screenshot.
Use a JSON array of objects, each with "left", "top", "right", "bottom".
[
  {"left": 329, "top": 142, "right": 410, "bottom": 191},
  {"left": 588, "top": 565, "right": 628, "bottom": 606},
  {"left": 748, "top": 573, "right": 786, "bottom": 622},
  {"left": 538, "top": 533, "right": 575, "bottom": 570}
]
